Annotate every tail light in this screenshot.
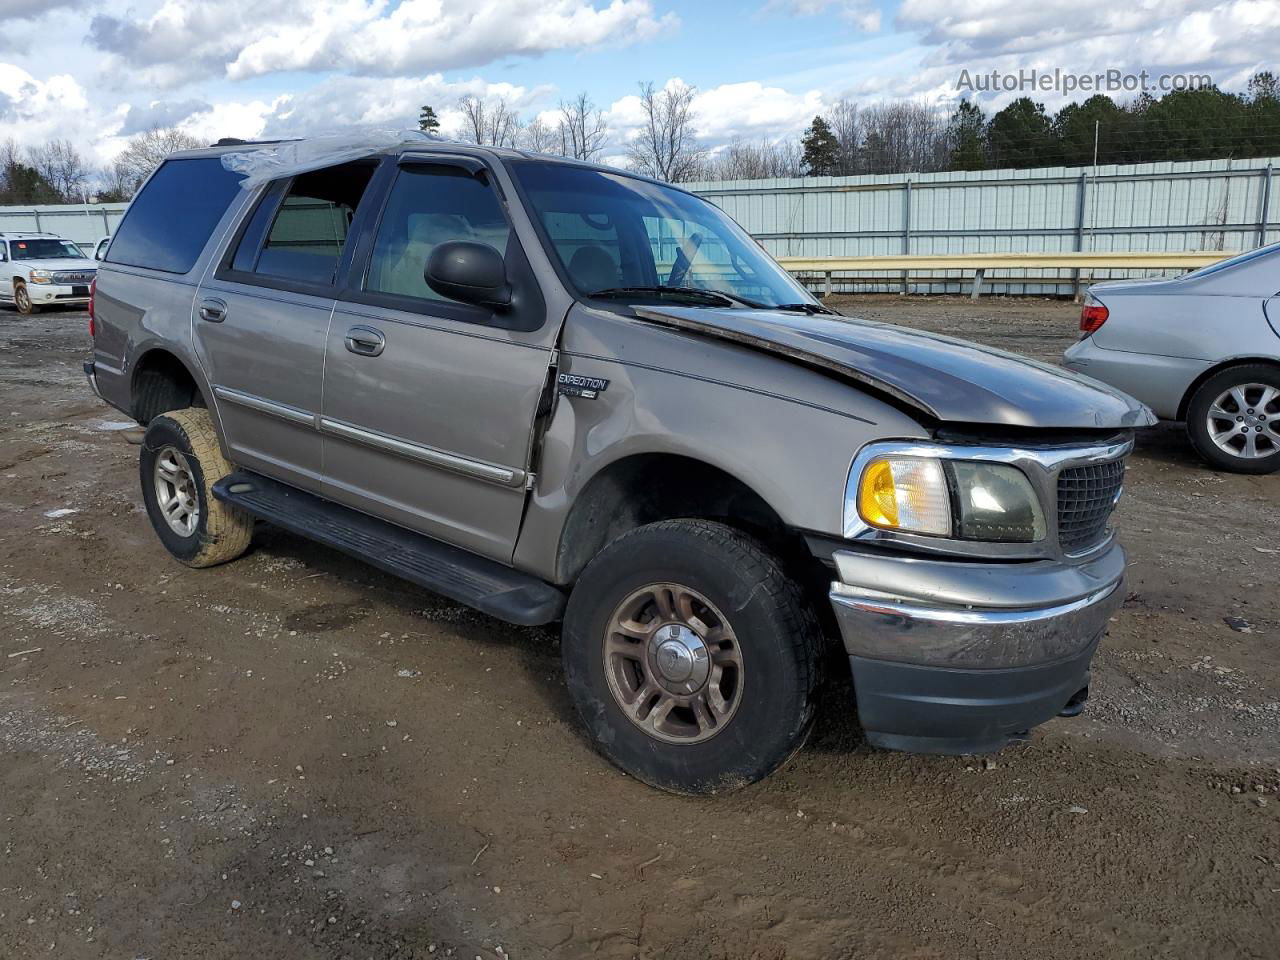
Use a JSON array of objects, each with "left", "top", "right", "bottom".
[
  {"left": 1079, "top": 295, "right": 1108, "bottom": 336},
  {"left": 88, "top": 276, "right": 96, "bottom": 338}
]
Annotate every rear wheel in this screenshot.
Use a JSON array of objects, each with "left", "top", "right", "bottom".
[
  {"left": 139, "top": 408, "right": 253, "bottom": 567},
  {"left": 14, "top": 281, "right": 38, "bottom": 314},
  {"left": 1186, "top": 365, "right": 1280, "bottom": 474},
  {"left": 561, "top": 519, "right": 822, "bottom": 794}
]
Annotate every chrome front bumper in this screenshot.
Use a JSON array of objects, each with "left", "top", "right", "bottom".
[{"left": 829, "top": 541, "right": 1126, "bottom": 753}]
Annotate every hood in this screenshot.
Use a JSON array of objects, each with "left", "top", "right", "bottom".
[
  {"left": 635, "top": 306, "right": 1155, "bottom": 430},
  {"left": 15, "top": 257, "right": 97, "bottom": 274}
]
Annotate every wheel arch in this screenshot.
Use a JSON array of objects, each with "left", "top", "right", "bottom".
[
  {"left": 1177, "top": 356, "right": 1280, "bottom": 421},
  {"left": 130, "top": 347, "right": 210, "bottom": 424},
  {"left": 552, "top": 451, "right": 821, "bottom": 590}
]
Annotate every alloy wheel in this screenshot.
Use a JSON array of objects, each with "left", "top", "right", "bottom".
[
  {"left": 603, "top": 582, "right": 744, "bottom": 744},
  {"left": 1205, "top": 383, "right": 1280, "bottom": 459},
  {"left": 152, "top": 445, "right": 200, "bottom": 537}
]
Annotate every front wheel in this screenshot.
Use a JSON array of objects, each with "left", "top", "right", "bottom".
[
  {"left": 1186, "top": 365, "right": 1280, "bottom": 474},
  {"left": 14, "top": 281, "right": 38, "bottom": 314},
  {"left": 561, "top": 520, "right": 822, "bottom": 794}
]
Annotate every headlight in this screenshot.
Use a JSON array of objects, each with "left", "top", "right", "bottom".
[
  {"left": 28, "top": 269, "right": 52, "bottom": 284},
  {"left": 947, "top": 461, "right": 1045, "bottom": 542},
  {"left": 847, "top": 454, "right": 1046, "bottom": 543}
]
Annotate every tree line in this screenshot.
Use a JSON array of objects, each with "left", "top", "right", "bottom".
[
  {"left": 2, "top": 73, "right": 1277, "bottom": 205},
  {"left": 800, "top": 73, "right": 1280, "bottom": 177},
  {"left": 0, "top": 127, "right": 203, "bottom": 206}
]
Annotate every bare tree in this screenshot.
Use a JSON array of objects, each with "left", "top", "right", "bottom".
[
  {"left": 625, "top": 81, "right": 706, "bottom": 183},
  {"left": 557, "top": 92, "right": 608, "bottom": 161},
  {"left": 700, "top": 138, "right": 804, "bottom": 180},
  {"left": 827, "top": 98, "right": 861, "bottom": 175},
  {"left": 115, "top": 127, "right": 203, "bottom": 191},
  {"left": 858, "top": 102, "right": 948, "bottom": 175},
  {"left": 520, "top": 116, "right": 560, "bottom": 155},
  {"left": 95, "top": 162, "right": 136, "bottom": 203},
  {"left": 457, "top": 94, "right": 522, "bottom": 148},
  {"left": 27, "top": 139, "right": 91, "bottom": 201}
]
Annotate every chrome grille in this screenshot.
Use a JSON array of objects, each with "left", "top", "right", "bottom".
[
  {"left": 1057, "top": 458, "right": 1125, "bottom": 553},
  {"left": 52, "top": 270, "right": 95, "bottom": 284}
]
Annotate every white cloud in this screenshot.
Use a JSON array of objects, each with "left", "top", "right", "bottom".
[
  {"left": 765, "top": 0, "right": 882, "bottom": 31},
  {"left": 0, "top": 64, "right": 99, "bottom": 152},
  {"left": 88, "top": 0, "right": 677, "bottom": 88}
]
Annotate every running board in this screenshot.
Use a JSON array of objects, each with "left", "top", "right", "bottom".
[{"left": 212, "top": 470, "right": 565, "bottom": 626}]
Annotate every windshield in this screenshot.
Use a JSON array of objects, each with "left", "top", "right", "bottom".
[
  {"left": 9, "top": 238, "right": 85, "bottom": 260},
  {"left": 1181, "top": 241, "right": 1280, "bottom": 280},
  {"left": 510, "top": 161, "right": 814, "bottom": 309}
]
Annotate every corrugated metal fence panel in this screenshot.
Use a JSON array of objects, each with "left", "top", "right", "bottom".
[
  {"left": 4, "top": 157, "right": 1278, "bottom": 295},
  {"left": 0, "top": 203, "right": 129, "bottom": 250},
  {"left": 690, "top": 156, "right": 1280, "bottom": 294}
]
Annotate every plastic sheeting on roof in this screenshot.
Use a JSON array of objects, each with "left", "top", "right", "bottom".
[{"left": 220, "top": 129, "right": 448, "bottom": 189}]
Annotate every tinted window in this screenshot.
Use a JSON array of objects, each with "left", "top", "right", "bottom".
[
  {"left": 247, "top": 163, "right": 375, "bottom": 286},
  {"left": 365, "top": 165, "right": 510, "bottom": 302},
  {"left": 11, "top": 238, "right": 84, "bottom": 259},
  {"left": 106, "top": 157, "right": 244, "bottom": 274}
]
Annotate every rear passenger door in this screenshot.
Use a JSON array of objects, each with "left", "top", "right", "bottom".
[
  {"left": 195, "top": 161, "right": 378, "bottom": 492},
  {"left": 319, "top": 156, "right": 557, "bottom": 563}
]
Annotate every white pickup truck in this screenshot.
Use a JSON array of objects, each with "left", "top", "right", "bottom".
[{"left": 0, "top": 233, "right": 97, "bottom": 313}]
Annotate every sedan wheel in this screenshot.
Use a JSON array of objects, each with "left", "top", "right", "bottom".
[
  {"left": 1187, "top": 365, "right": 1280, "bottom": 474},
  {"left": 1205, "top": 383, "right": 1279, "bottom": 460}
]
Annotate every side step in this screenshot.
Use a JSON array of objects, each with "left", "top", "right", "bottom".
[{"left": 212, "top": 471, "right": 565, "bottom": 626}]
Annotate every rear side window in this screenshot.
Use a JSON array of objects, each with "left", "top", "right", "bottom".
[
  {"left": 106, "top": 157, "right": 244, "bottom": 274},
  {"left": 229, "top": 162, "right": 376, "bottom": 287}
]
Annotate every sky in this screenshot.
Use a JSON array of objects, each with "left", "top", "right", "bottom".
[{"left": 0, "top": 0, "right": 1275, "bottom": 171}]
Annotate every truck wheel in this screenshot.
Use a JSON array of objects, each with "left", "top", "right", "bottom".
[
  {"left": 1186, "top": 365, "right": 1280, "bottom": 474},
  {"left": 561, "top": 519, "right": 822, "bottom": 794},
  {"left": 14, "top": 281, "right": 38, "bottom": 314},
  {"left": 139, "top": 408, "right": 253, "bottom": 567}
]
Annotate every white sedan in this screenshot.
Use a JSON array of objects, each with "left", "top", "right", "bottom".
[{"left": 1064, "top": 242, "right": 1280, "bottom": 474}]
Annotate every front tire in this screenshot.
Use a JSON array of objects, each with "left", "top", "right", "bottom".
[
  {"left": 561, "top": 519, "right": 822, "bottom": 794},
  {"left": 1186, "top": 365, "right": 1280, "bottom": 474},
  {"left": 139, "top": 408, "right": 253, "bottom": 567},
  {"left": 14, "top": 281, "right": 38, "bottom": 314}
]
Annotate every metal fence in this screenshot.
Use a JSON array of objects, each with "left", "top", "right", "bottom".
[
  {"left": 687, "top": 156, "right": 1279, "bottom": 295},
  {"left": 0, "top": 202, "right": 127, "bottom": 251},
  {"left": 3, "top": 155, "right": 1277, "bottom": 296}
]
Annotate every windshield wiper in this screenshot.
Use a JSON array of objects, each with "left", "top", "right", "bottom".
[
  {"left": 772, "top": 302, "right": 837, "bottom": 316},
  {"left": 588, "top": 286, "right": 765, "bottom": 309}
]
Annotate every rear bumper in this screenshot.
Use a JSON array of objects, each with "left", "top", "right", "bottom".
[
  {"left": 828, "top": 542, "right": 1125, "bottom": 753},
  {"left": 84, "top": 360, "right": 103, "bottom": 400}
]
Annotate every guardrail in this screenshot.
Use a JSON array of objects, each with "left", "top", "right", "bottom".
[{"left": 777, "top": 251, "right": 1237, "bottom": 299}]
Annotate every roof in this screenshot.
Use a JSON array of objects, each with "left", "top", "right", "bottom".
[{"left": 166, "top": 135, "right": 689, "bottom": 198}]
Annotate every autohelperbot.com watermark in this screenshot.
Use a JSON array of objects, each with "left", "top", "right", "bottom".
[{"left": 955, "top": 68, "right": 1214, "bottom": 97}]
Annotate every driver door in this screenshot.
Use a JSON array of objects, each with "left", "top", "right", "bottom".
[{"left": 319, "top": 158, "right": 557, "bottom": 563}]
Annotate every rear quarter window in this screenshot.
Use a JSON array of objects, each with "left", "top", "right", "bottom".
[{"left": 106, "top": 157, "right": 244, "bottom": 274}]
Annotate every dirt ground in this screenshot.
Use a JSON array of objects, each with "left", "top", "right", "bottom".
[{"left": 1, "top": 295, "right": 1277, "bottom": 960}]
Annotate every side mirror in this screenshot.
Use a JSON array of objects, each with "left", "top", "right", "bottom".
[{"left": 425, "top": 240, "right": 510, "bottom": 310}]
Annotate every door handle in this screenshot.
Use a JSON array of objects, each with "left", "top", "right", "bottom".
[
  {"left": 344, "top": 325, "right": 385, "bottom": 357},
  {"left": 198, "top": 298, "right": 227, "bottom": 323}
]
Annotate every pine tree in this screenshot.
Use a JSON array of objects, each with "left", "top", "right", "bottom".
[
  {"left": 947, "top": 101, "right": 987, "bottom": 170},
  {"left": 418, "top": 106, "right": 440, "bottom": 133},
  {"left": 801, "top": 115, "right": 840, "bottom": 176}
]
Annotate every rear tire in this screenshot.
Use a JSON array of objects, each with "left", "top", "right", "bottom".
[
  {"left": 1185, "top": 365, "right": 1280, "bottom": 474},
  {"left": 561, "top": 519, "right": 822, "bottom": 794},
  {"left": 139, "top": 408, "right": 253, "bottom": 567}
]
